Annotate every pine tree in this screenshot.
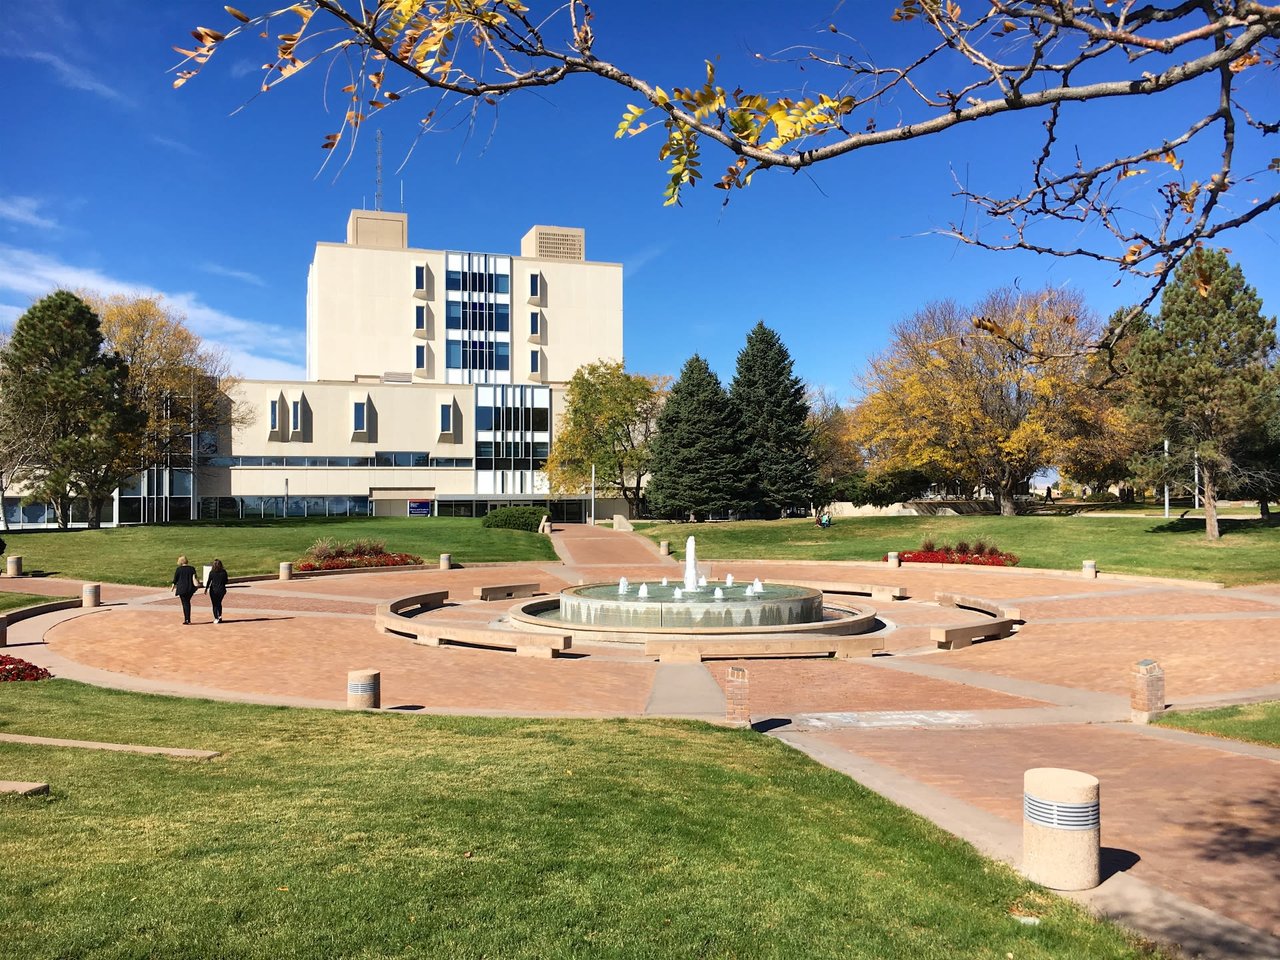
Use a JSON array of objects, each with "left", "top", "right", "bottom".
[
  {"left": 646, "top": 355, "right": 745, "bottom": 520},
  {"left": 1126, "top": 249, "right": 1277, "bottom": 539},
  {"left": 0, "top": 292, "right": 144, "bottom": 528},
  {"left": 729, "top": 321, "right": 815, "bottom": 516}
]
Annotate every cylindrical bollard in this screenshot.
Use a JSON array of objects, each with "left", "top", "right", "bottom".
[
  {"left": 1082, "top": 560, "right": 1097, "bottom": 579},
  {"left": 887, "top": 551, "right": 901, "bottom": 568},
  {"left": 659, "top": 540, "right": 671, "bottom": 557},
  {"left": 1131, "top": 658, "right": 1166, "bottom": 723},
  {"left": 1022, "top": 767, "right": 1100, "bottom": 890},
  {"left": 6, "top": 555, "right": 21, "bottom": 577},
  {"left": 279, "top": 561, "right": 293, "bottom": 581},
  {"left": 439, "top": 553, "right": 452, "bottom": 570},
  {"left": 81, "top": 583, "right": 101, "bottom": 608},
  {"left": 347, "top": 669, "right": 381, "bottom": 709}
]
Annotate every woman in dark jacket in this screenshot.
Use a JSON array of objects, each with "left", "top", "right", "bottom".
[
  {"left": 171, "top": 555, "right": 200, "bottom": 625},
  {"left": 205, "top": 558, "right": 229, "bottom": 624}
]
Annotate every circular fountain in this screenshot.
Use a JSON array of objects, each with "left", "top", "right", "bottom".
[{"left": 509, "top": 535, "right": 877, "bottom": 646}]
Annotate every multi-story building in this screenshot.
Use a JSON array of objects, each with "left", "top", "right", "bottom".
[{"left": 3, "top": 210, "right": 623, "bottom": 528}]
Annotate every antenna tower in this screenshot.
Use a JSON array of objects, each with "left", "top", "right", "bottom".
[{"left": 374, "top": 129, "right": 384, "bottom": 211}]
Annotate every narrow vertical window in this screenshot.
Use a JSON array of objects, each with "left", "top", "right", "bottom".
[
  {"left": 353, "top": 401, "right": 366, "bottom": 432},
  {"left": 291, "top": 400, "right": 300, "bottom": 431},
  {"left": 529, "top": 273, "right": 540, "bottom": 297},
  {"left": 530, "top": 350, "right": 540, "bottom": 374},
  {"left": 440, "top": 404, "right": 452, "bottom": 433},
  {"left": 530, "top": 311, "right": 539, "bottom": 335},
  {"left": 415, "top": 305, "right": 426, "bottom": 330},
  {"left": 415, "top": 265, "right": 426, "bottom": 289},
  {"left": 269, "top": 400, "right": 278, "bottom": 431},
  {"left": 415, "top": 345, "right": 426, "bottom": 369}
]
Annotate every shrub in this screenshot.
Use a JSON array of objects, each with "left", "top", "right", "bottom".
[
  {"left": 1084, "top": 491, "right": 1120, "bottom": 503},
  {"left": 954, "top": 540, "right": 971, "bottom": 556},
  {"left": 305, "top": 537, "right": 339, "bottom": 561},
  {"left": 972, "top": 540, "right": 988, "bottom": 556},
  {"left": 888, "top": 539, "right": 1018, "bottom": 567},
  {"left": 0, "top": 535, "right": 6, "bottom": 554},
  {"left": 0, "top": 655, "right": 52, "bottom": 682},
  {"left": 296, "top": 538, "right": 416, "bottom": 571},
  {"left": 985, "top": 543, "right": 1003, "bottom": 557},
  {"left": 348, "top": 537, "right": 387, "bottom": 557},
  {"left": 920, "top": 538, "right": 936, "bottom": 552},
  {"left": 481, "top": 506, "right": 546, "bottom": 533}
]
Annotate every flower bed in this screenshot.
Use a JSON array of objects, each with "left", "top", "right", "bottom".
[
  {"left": 887, "top": 539, "right": 1020, "bottom": 567},
  {"left": 0, "top": 655, "right": 53, "bottom": 682},
  {"left": 295, "top": 553, "right": 424, "bottom": 572}
]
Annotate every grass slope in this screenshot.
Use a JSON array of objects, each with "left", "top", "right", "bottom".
[
  {"left": 639, "top": 516, "right": 1280, "bottom": 585},
  {"left": 0, "top": 592, "right": 55, "bottom": 614},
  {"left": 1154, "top": 702, "right": 1280, "bottom": 747},
  {"left": 1, "top": 517, "right": 557, "bottom": 587},
  {"left": 0, "top": 682, "right": 1162, "bottom": 960}
]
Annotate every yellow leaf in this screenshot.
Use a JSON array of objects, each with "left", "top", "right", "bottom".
[{"left": 225, "top": 6, "right": 250, "bottom": 23}]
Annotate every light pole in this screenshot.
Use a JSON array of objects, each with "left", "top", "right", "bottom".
[
  {"left": 1163, "top": 438, "right": 1169, "bottom": 519},
  {"left": 590, "top": 463, "right": 596, "bottom": 525}
]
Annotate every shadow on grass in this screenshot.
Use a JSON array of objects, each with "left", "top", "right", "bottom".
[{"left": 1145, "top": 517, "right": 1275, "bottom": 538}]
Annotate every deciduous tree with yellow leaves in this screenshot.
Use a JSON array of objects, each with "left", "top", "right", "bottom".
[{"left": 850, "top": 287, "right": 1131, "bottom": 516}]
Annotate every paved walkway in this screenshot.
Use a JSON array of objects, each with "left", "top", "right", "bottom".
[{"left": 2, "top": 524, "right": 1279, "bottom": 957}]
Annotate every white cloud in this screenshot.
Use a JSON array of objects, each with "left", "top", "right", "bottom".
[
  {"left": 0, "top": 246, "right": 305, "bottom": 381},
  {"left": 623, "top": 244, "right": 668, "bottom": 280},
  {"left": 150, "top": 135, "right": 198, "bottom": 157},
  {"left": 3, "top": 50, "right": 132, "bottom": 106},
  {"left": 200, "top": 261, "right": 266, "bottom": 287},
  {"left": 0, "top": 196, "right": 58, "bottom": 229},
  {"left": 228, "top": 58, "right": 261, "bottom": 80}
]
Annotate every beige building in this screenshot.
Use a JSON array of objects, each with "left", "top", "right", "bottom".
[{"left": 178, "top": 210, "right": 621, "bottom": 524}]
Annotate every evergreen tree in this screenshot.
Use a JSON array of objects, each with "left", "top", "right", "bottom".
[
  {"left": 0, "top": 292, "right": 144, "bottom": 528},
  {"left": 1125, "top": 249, "right": 1277, "bottom": 539},
  {"left": 646, "top": 354, "right": 745, "bottom": 520},
  {"left": 729, "top": 322, "right": 815, "bottom": 516}
]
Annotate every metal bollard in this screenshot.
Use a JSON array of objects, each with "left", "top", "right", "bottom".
[
  {"left": 279, "top": 561, "right": 293, "bottom": 581},
  {"left": 81, "top": 583, "right": 101, "bottom": 608},
  {"left": 1022, "top": 767, "right": 1100, "bottom": 890},
  {"left": 5, "top": 555, "right": 21, "bottom": 577},
  {"left": 347, "top": 669, "right": 381, "bottom": 709},
  {"left": 886, "top": 551, "right": 901, "bottom": 568},
  {"left": 1082, "top": 560, "right": 1097, "bottom": 579},
  {"left": 439, "top": 553, "right": 452, "bottom": 570}
]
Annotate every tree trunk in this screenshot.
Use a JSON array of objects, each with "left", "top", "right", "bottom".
[
  {"left": 995, "top": 484, "right": 1018, "bottom": 517},
  {"left": 86, "top": 496, "right": 104, "bottom": 530},
  {"left": 0, "top": 490, "right": 8, "bottom": 532},
  {"left": 1260, "top": 499, "right": 1271, "bottom": 521},
  {"left": 1202, "top": 467, "right": 1219, "bottom": 540}
]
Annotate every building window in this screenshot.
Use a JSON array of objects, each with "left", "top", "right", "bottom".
[
  {"left": 440, "top": 404, "right": 452, "bottom": 433},
  {"left": 530, "top": 350, "right": 540, "bottom": 374},
  {"left": 529, "top": 273, "right": 540, "bottom": 297},
  {"left": 269, "top": 400, "right": 278, "bottom": 431},
  {"left": 353, "top": 401, "right": 366, "bottom": 432},
  {"left": 415, "top": 265, "right": 426, "bottom": 290},
  {"left": 291, "top": 400, "right": 301, "bottom": 432},
  {"left": 495, "top": 303, "right": 510, "bottom": 332},
  {"left": 446, "top": 269, "right": 462, "bottom": 291},
  {"left": 495, "top": 341, "right": 510, "bottom": 371},
  {"left": 415, "top": 305, "right": 426, "bottom": 330},
  {"left": 530, "top": 311, "right": 539, "bottom": 335},
  {"left": 415, "top": 344, "right": 426, "bottom": 369},
  {"left": 446, "top": 341, "right": 462, "bottom": 369},
  {"left": 446, "top": 301, "right": 462, "bottom": 329}
]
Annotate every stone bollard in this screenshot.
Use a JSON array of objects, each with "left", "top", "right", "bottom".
[
  {"left": 5, "top": 555, "right": 21, "bottom": 577},
  {"left": 886, "top": 551, "right": 901, "bottom": 568},
  {"left": 659, "top": 540, "right": 671, "bottom": 557},
  {"left": 1131, "top": 659, "right": 1166, "bottom": 723},
  {"left": 1082, "top": 560, "right": 1098, "bottom": 579},
  {"left": 279, "top": 561, "right": 293, "bottom": 581},
  {"left": 726, "top": 666, "right": 750, "bottom": 725},
  {"left": 0, "top": 619, "right": 7, "bottom": 647},
  {"left": 81, "top": 583, "right": 101, "bottom": 608},
  {"left": 1022, "top": 767, "right": 1101, "bottom": 891},
  {"left": 439, "top": 553, "right": 452, "bottom": 571},
  {"left": 347, "top": 669, "right": 381, "bottom": 709}
]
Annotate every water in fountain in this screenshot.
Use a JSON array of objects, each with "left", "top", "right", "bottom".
[
  {"left": 617, "top": 576, "right": 629, "bottom": 595},
  {"left": 683, "top": 536, "right": 699, "bottom": 592},
  {"left": 752, "top": 578, "right": 764, "bottom": 593},
  {"left": 713, "top": 587, "right": 724, "bottom": 600},
  {"left": 661, "top": 577, "right": 668, "bottom": 587},
  {"left": 698, "top": 575, "right": 707, "bottom": 588},
  {"left": 725, "top": 573, "right": 735, "bottom": 587},
  {"left": 673, "top": 587, "right": 683, "bottom": 599},
  {"left": 638, "top": 583, "right": 649, "bottom": 599}
]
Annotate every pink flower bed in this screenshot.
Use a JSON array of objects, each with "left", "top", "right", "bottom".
[
  {"left": 0, "top": 655, "right": 53, "bottom": 682},
  {"left": 295, "top": 552, "right": 423, "bottom": 572},
  {"left": 891, "top": 549, "right": 1020, "bottom": 566}
]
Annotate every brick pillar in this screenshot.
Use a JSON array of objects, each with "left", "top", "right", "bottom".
[
  {"left": 886, "top": 552, "right": 901, "bottom": 568},
  {"left": 726, "top": 666, "right": 750, "bottom": 726},
  {"left": 347, "top": 669, "right": 381, "bottom": 709},
  {"left": 1131, "top": 659, "right": 1165, "bottom": 723}
]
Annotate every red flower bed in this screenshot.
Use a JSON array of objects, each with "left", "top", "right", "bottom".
[
  {"left": 0, "top": 655, "right": 53, "bottom": 682},
  {"left": 295, "top": 552, "right": 423, "bottom": 572},
  {"left": 886, "top": 549, "right": 1020, "bottom": 567}
]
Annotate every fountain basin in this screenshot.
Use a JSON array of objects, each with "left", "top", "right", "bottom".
[{"left": 557, "top": 581, "right": 824, "bottom": 630}]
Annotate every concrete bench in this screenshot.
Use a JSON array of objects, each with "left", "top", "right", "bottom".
[
  {"left": 411, "top": 626, "right": 571, "bottom": 659},
  {"left": 474, "top": 582, "right": 539, "bottom": 601},
  {"left": 932, "top": 618, "right": 1017, "bottom": 650},
  {"left": 374, "top": 591, "right": 449, "bottom": 634},
  {"left": 934, "top": 592, "right": 1022, "bottom": 622},
  {"left": 644, "top": 633, "right": 884, "bottom": 664},
  {"left": 788, "top": 580, "right": 908, "bottom": 602}
]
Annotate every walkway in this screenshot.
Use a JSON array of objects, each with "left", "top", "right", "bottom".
[{"left": 2, "top": 524, "right": 1279, "bottom": 957}]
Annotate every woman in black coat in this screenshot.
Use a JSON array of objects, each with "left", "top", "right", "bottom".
[
  {"left": 205, "top": 558, "right": 229, "bottom": 623},
  {"left": 171, "top": 555, "right": 200, "bottom": 625}
]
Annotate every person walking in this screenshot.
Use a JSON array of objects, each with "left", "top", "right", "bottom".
[
  {"left": 205, "top": 558, "right": 229, "bottom": 624},
  {"left": 171, "top": 555, "right": 200, "bottom": 625}
]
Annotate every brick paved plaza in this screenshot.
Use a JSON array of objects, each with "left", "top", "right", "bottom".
[{"left": 4, "top": 522, "right": 1279, "bottom": 957}]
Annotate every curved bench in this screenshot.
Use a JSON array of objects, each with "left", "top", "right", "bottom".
[
  {"left": 931, "top": 592, "right": 1023, "bottom": 649},
  {"left": 645, "top": 633, "right": 884, "bottom": 664},
  {"left": 787, "top": 580, "right": 908, "bottom": 602},
  {"left": 376, "top": 590, "right": 570, "bottom": 658}
]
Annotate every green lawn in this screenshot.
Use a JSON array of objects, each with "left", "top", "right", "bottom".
[
  {"left": 0, "top": 592, "right": 54, "bottom": 615},
  {"left": 0, "top": 517, "right": 557, "bottom": 587},
  {"left": 0, "top": 682, "right": 1162, "bottom": 960},
  {"left": 639, "top": 516, "right": 1280, "bottom": 585},
  {"left": 1154, "top": 701, "right": 1280, "bottom": 747}
]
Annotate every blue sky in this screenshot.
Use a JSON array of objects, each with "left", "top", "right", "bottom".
[{"left": 1, "top": 1, "right": 1276, "bottom": 395}]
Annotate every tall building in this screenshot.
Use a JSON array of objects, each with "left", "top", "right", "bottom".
[{"left": 191, "top": 209, "right": 624, "bottom": 523}]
